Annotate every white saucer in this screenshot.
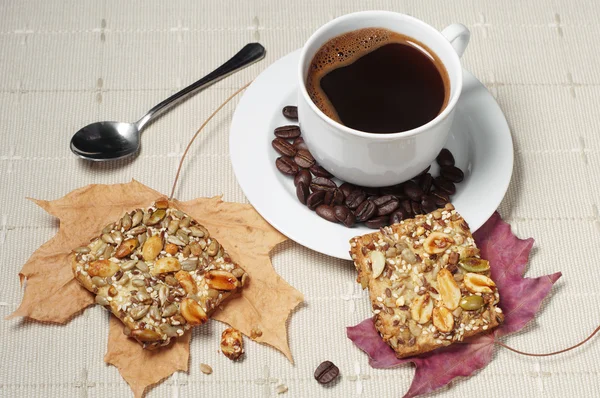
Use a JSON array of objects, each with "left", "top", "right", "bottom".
[{"left": 230, "top": 50, "right": 513, "bottom": 260}]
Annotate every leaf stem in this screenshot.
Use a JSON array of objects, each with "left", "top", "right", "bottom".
[
  {"left": 495, "top": 325, "right": 599, "bottom": 357},
  {"left": 169, "top": 82, "right": 252, "bottom": 200}
]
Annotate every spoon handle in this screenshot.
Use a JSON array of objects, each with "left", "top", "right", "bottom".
[{"left": 136, "top": 43, "right": 266, "bottom": 131}]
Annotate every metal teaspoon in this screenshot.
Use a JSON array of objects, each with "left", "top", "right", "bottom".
[{"left": 70, "top": 43, "right": 265, "bottom": 161}]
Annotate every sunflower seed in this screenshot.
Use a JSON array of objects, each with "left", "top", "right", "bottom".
[
  {"left": 130, "top": 305, "right": 150, "bottom": 320},
  {"left": 135, "top": 261, "right": 149, "bottom": 272},
  {"left": 132, "top": 278, "right": 145, "bottom": 288},
  {"left": 122, "top": 213, "right": 132, "bottom": 231},
  {"left": 101, "top": 233, "right": 115, "bottom": 244},
  {"left": 167, "top": 235, "right": 186, "bottom": 246},
  {"left": 132, "top": 209, "right": 143, "bottom": 227},
  {"left": 200, "top": 363, "right": 213, "bottom": 375},
  {"left": 74, "top": 246, "right": 91, "bottom": 254},
  {"left": 91, "top": 276, "right": 107, "bottom": 287},
  {"left": 95, "top": 295, "right": 109, "bottom": 306},
  {"left": 167, "top": 220, "right": 180, "bottom": 235}
]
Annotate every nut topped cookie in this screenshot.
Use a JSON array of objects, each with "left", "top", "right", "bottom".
[
  {"left": 71, "top": 199, "right": 248, "bottom": 349},
  {"left": 349, "top": 203, "right": 503, "bottom": 358}
]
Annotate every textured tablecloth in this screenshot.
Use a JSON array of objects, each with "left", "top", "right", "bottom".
[{"left": 1, "top": 1, "right": 599, "bottom": 397}]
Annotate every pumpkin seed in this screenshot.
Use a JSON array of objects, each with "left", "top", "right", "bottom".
[
  {"left": 459, "top": 258, "right": 490, "bottom": 273},
  {"left": 459, "top": 295, "right": 485, "bottom": 311}
]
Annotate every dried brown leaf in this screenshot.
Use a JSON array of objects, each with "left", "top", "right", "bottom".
[{"left": 7, "top": 180, "right": 303, "bottom": 396}]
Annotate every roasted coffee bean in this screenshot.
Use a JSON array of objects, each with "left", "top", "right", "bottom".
[
  {"left": 403, "top": 180, "right": 424, "bottom": 201},
  {"left": 440, "top": 165, "right": 464, "bottom": 183},
  {"left": 315, "top": 205, "right": 338, "bottom": 223},
  {"left": 355, "top": 200, "right": 376, "bottom": 222},
  {"left": 373, "top": 195, "right": 399, "bottom": 216},
  {"left": 411, "top": 200, "right": 423, "bottom": 215},
  {"left": 421, "top": 195, "right": 438, "bottom": 213},
  {"left": 296, "top": 182, "right": 309, "bottom": 205},
  {"left": 345, "top": 190, "right": 367, "bottom": 209},
  {"left": 274, "top": 125, "right": 301, "bottom": 139},
  {"left": 309, "top": 164, "right": 333, "bottom": 178},
  {"left": 365, "top": 215, "right": 389, "bottom": 229},
  {"left": 431, "top": 190, "right": 450, "bottom": 206},
  {"left": 293, "top": 136, "right": 308, "bottom": 151},
  {"left": 436, "top": 148, "right": 455, "bottom": 167},
  {"left": 306, "top": 191, "right": 326, "bottom": 210},
  {"left": 294, "top": 149, "right": 315, "bottom": 168},
  {"left": 400, "top": 199, "right": 414, "bottom": 216},
  {"left": 294, "top": 169, "right": 312, "bottom": 187},
  {"left": 433, "top": 176, "right": 456, "bottom": 195},
  {"left": 389, "top": 209, "right": 409, "bottom": 224},
  {"left": 314, "top": 361, "right": 340, "bottom": 385},
  {"left": 310, "top": 177, "right": 337, "bottom": 192},
  {"left": 271, "top": 137, "right": 296, "bottom": 157},
  {"left": 282, "top": 105, "right": 298, "bottom": 120},
  {"left": 275, "top": 156, "right": 298, "bottom": 176},
  {"left": 416, "top": 165, "right": 431, "bottom": 177},
  {"left": 324, "top": 189, "right": 345, "bottom": 206},
  {"left": 334, "top": 206, "right": 355, "bottom": 227},
  {"left": 419, "top": 173, "right": 433, "bottom": 193},
  {"left": 339, "top": 182, "right": 356, "bottom": 198}
]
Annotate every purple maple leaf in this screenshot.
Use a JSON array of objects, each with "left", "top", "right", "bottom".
[{"left": 347, "top": 212, "right": 561, "bottom": 397}]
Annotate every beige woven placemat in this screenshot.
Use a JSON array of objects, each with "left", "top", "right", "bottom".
[{"left": 1, "top": 1, "right": 598, "bottom": 397}]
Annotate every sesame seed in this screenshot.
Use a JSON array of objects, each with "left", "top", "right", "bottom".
[{"left": 483, "top": 325, "right": 489, "bottom": 330}]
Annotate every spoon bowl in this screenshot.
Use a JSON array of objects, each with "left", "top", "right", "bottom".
[
  {"left": 71, "top": 121, "right": 140, "bottom": 161},
  {"left": 70, "top": 43, "right": 265, "bottom": 161}
]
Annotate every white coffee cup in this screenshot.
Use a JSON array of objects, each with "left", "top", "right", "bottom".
[{"left": 297, "top": 11, "right": 470, "bottom": 187}]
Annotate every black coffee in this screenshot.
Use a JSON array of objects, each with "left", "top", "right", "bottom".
[{"left": 307, "top": 28, "right": 449, "bottom": 133}]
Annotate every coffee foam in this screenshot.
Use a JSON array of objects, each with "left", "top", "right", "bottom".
[{"left": 306, "top": 27, "right": 446, "bottom": 124}]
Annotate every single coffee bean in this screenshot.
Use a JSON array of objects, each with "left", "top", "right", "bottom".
[
  {"left": 345, "top": 190, "right": 367, "bottom": 209},
  {"left": 274, "top": 125, "right": 301, "bottom": 139},
  {"left": 421, "top": 195, "right": 438, "bottom": 213},
  {"left": 433, "top": 176, "right": 456, "bottom": 195},
  {"left": 416, "top": 165, "right": 431, "bottom": 178},
  {"left": 373, "top": 195, "right": 400, "bottom": 216},
  {"left": 296, "top": 182, "right": 309, "bottom": 205},
  {"left": 324, "top": 189, "right": 345, "bottom": 206},
  {"left": 310, "top": 176, "right": 337, "bottom": 192},
  {"left": 271, "top": 137, "right": 297, "bottom": 157},
  {"left": 365, "top": 215, "right": 389, "bottom": 229},
  {"left": 403, "top": 180, "right": 424, "bottom": 201},
  {"left": 339, "top": 182, "right": 356, "bottom": 198},
  {"left": 293, "top": 136, "right": 308, "bottom": 151},
  {"left": 294, "top": 169, "right": 312, "bottom": 187},
  {"left": 431, "top": 190, "right": 450, "bottom": 207},
  {"left": 275, "top": 156, "right": 298, "bottom": 176},
  {"left": 436, "top": 148, "right": 455, "bottom": 167},
  {"left": 282, "top": 105, "right": 298, "bottom": 120},
  {"left": 389, "top": 209, "right": 409, "bottom": 224},
  {"left": 309, "top": 164, "right": 333, "bottom": 178},
  {"left": 294, "top": 149, "right": 315, "bottom": 168},
  {"left": 419, "top": 173, "right": 433, "bottom": 193},
  {"left": 400, "top": 199, "right": 414, "bottom": 217},
  {"left": 316, "top": 205, "right": 338, "bottom": 223},
  {"left": 440, "top": 165, "right": 464, "bottom": 183},
  {"left": 411, "top": 200, "right": 423, "bottom": 215},
  {"left": 334, "top": 206, "right": 355, "bottom": 227},
  {"left": 314, "top": 361, "right": 340, "bottom": 385},
  {"left": 355, "top": 200, "right": 376, "bottom": 222},
  {"left": 306, "top": 191, "right": 326, "bottom": 210}
]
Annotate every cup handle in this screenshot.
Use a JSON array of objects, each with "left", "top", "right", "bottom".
[{"left": 441, "top": 24, "right": 470, "bottom": 58}]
